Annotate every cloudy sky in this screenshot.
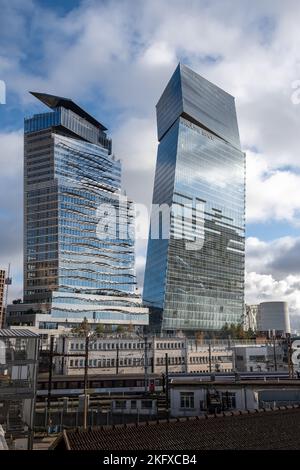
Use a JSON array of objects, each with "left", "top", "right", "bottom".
[{"left": 1, "top": 0, "right": 300, "bottom": 323}]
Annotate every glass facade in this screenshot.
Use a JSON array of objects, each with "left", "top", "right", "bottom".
[
  {"left": 143, "top": 64, "right": 245, "bottom": 332},
  {"left": 24, "top": 93, "right": 148, "bottom": 328}
]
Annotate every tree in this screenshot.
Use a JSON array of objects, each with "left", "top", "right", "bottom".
[
  {"left": 218, "top": 323, "right": 251, "bottom": 339},
  {"left": 95, "top": 324, "right": 105, "bottom": 335},
  {"left": 195, "top": 331, "right": 204, "bottom": 345},
  {"left": 245, "top": 328, "right": 256, "bottom": 339},
  {"left": 235, "top": 323, "right": 246, "bottom": 339},
  {"left": 116, "top": 325, "right": 125, "bottom": 334},
  {"left": 71, "top": 317, "right": 91, "bottom": 337},
  {"left": 219, "top": 323, "right": 230, "bottom": 339}
]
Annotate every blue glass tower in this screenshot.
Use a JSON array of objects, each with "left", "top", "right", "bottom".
[
  {"left": 143, "top": 64, "right": 245, "bottom": 333},
  {"left": 23, "top": 92, "right": 148, "bottom": 330}
]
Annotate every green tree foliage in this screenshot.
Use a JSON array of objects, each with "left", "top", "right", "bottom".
[
  {"left": 218, "top": 323, "right": 255, "bottom": 339},
  {"left": 71, "top": 317, "right": 91, "bottom": 337},
  {"left": 95, "top": 324, "right": 105, "bottom": 335},
  {"left": 116, "top": 325, "right": 125, "bottom": 334}
]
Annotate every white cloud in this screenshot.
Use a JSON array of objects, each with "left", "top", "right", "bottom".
[
  {"left": 141, "top": 42, "right": 176, "bottom": 67},
  {"left": 0, "top": 130, "right": 23, "bottom": 175},
  {"left": 3, "top": 0, "right": 300, "bottom": 304},
  {"left": 113, "top": 117, "right": 157, "bottom": 172},
  {"left": 3, "top": 0, "right": 300, "bottom": 176},
  {"left": 246, "top": 235, "right": 300, "bottom": 276},
  {"left": 245, "top": 271, "right": 300, "bottom": 316},
  {"left": 246, "top": 151, "right": 300, "bottom": 223},
  {"left": 245, "top": 235, "right": 300, "bottom": 317},
  {"left": 0, "top": 131, "right": 23, "bottom": 302}
]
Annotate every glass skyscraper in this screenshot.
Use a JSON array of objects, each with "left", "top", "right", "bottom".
[
  {"left": 21, "top": 92, "right": 148, "bottom": 330},
  {"left": 143, "top": 64, "right": 245, "bottom": 333}
]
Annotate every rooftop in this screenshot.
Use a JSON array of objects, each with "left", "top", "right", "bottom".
[
  {"left": 51, "top": 405, "right": 300, "bottom": 450},
  {"left": 30, "top": 92, "right": 107, "bottom": 131},
  {"left": 170, "top": 379, "right": 300, "bottom": 388},
  {"left": 0, "top": 329, "right": 39, "bottom": 338}
]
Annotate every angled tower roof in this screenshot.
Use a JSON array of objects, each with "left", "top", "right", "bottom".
[
  {"left": 30, "top": 91, "right": 107, "bottom": 131},
  {"left": 156, "top": 63, "right": 241, "bottom": 150}
]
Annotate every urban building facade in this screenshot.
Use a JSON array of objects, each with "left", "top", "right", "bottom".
[
  {"left": 143, "top": 63, "right": 245, "bottom": 333},
  {"left": 8, "top": 92, "right": 148, "bottom": 331},
  {"left": 233, "top": 344, "right": 286, "bottom": 372},
  {"left": 169, "top": 378, "right": 300, "bottom": 417},
  {"left": 54, "top": 335, "right": 233, "bottom": 376}
]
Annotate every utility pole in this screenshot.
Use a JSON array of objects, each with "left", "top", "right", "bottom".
[
  {"left": 165, "top": 353, "right": 169, "bottom": 414},
  {"left": 273, "top": 333, "right": 278, "bottom": 372},
  {"left": 184, "top": 337, "right": 188, "bottom": 373},
  {"left": 47, "top": 335, "right": 54, "bottom": 431},
  {"left": 116, "top": 341, "right": 119, "bottom": 375},
  {"left": 144, "top": 336, "right": 148, "bottom": 393},
  {"left": 83, "top": 334, "right": 89, "bottom": 430},
  {"left": 61, "top": 336, "right": 66, "bottom": 375},
  {"left": 287, "top": 334, "right": 292, "bottom": 378},
  {"left": 45, "top": 332, "right": 93, "bottom": 432},
  {"left": 228, "top": 335, "right": 235, "bottom": 372},
  {"left": 208, "top": 340, "right": 212, "bottom": 373},
  {"left": 287, "top": 333, "right": 294, "bottom": 378}
]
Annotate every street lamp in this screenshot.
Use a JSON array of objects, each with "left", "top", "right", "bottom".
[{"left": 83, "top": 330, "right": 97, "bottom": 430}]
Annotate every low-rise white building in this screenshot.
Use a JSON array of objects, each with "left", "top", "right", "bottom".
[
  {"left": 186, "top": 342, "right": 233, "bottom": 374},
  {"left": 53, "top": 335, "right": 234, "bottom": 376},
  {"left": 169, "top": 378, "right": 300, "bottom": 417},
  {"left": 233, "top": 344, "right": 286, "bottom": 372},
  {"left": 170, "top": 379, "right": 258, "bottom": 417}
]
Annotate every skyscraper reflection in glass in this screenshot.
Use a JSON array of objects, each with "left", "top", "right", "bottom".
[
  {"left": 23, "top": 92, "right": 148, "bottom": 330},
  {"left": 143, "top": 64, "right": 245, "bottom": 333}
]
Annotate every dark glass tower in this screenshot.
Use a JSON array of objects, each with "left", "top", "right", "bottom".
[
  {"left": 143, "top": 64, "right": 245, "bottom": 333},
  {"left": 23, "top": 92, "right": 148, "bottom": 330}
]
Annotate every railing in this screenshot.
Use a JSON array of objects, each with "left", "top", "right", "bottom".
[{"left": 0, "top": 378, "right": 32, "bottom": 388}]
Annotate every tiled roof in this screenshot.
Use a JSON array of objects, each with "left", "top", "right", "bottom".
[
  {"left": 0, "top": 329, "right": 39, "bottom": 338},
  {"left": 51, "top": 405, "right": 300, "bottom": 450}
]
